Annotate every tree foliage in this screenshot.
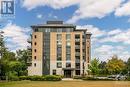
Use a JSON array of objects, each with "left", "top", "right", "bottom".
[
  {"left": 106, "top": 55, "right": 125, "bottom": 74},
  {"left": 89, "top": 58, "right": 100, "bottom": 76},
  {"left": 0, "top": 35, "right": 28, "bottom": 79}
]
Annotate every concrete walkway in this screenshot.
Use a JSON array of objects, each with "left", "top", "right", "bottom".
[{"left": 62, "top": 78, "right": 83, "bottom": 81}]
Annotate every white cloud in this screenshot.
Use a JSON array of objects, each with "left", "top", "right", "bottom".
[
  {"left": 94, "top": 45, "right": 129, "bottom": 61},
  {"left": 67, "top": 0, "right": 123, "bottom": 23},
  {"left": 108, "top": 29, "right": 121, "bottom": 35},
  {"left": 115, "top": 1, "right": 130, "bottom": 16},
  {"left": 77, "top": 25, "right": 130, "bottom": 61},
  {"left": 22, "top": 0, "right": 124, "bottom": 23},
  {"left": 1, "top": 23, "right": 31, "bottom": 51},
  {"left": 100, "top": 29, "right": 130, "bottom": 44},
  {"left": 22, "top": 0, "right": 79, "bottom": 10},
  {"left": 37, "top": 14, "right": 43, "bottom": 19},
  {"left": 77, "top": 25, "right": 106, "bottom": 38}
]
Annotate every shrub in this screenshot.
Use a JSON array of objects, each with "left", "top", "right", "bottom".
[
  {"left": 19, "top": 76, "right": 28, "bottom": 80},
  {"left": 82, "top": 76, "right": 114, "bottom": 81},
  {"left": 8, "top": 71, "right": 19, "bottom": 81},
  {"left": 44, "top": 75, "right": 62, "bottom": 81},
  {"left": 19, "top": 75, "right": 62, "bottom": 81},
  {"left": 127, "top": 76, "right": 130, "bottom": 81},
  {"left": 29, "top": 75, "right": 44, "bottom": 81},
  {"left": 9, "top": 75, "right": 19, "bottom": 81}
]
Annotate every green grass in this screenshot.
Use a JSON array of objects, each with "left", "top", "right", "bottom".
[{"left": 0, "top": 80, "right": 130, "bottom": 87}]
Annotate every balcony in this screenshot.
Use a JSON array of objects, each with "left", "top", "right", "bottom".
[
  {"left": 76, "top": 59, "right": 80, "bottom": 63},
  {"left": 75, "top": 39, "right": 80, "bottom": 42},
  {"left": 76, "top": 66, "right": 80, "bottom": 69},
  {"left": 27, "top": 52, "right": 32, "bottom": 57},
  {"left": 75, "top": 45, "right": 80, "bottom": 49},
  {"left": 27, "top": 57, "right": 32, "bottom": 66},
  {"left": 75, "top": 52, "right": 80, "bottom": 56},
  {"left": 27, "top": 46, "right": 32, "bottom": 50},
  {"left": 27, "top": 38, "right": 32, "bottom": 43}
]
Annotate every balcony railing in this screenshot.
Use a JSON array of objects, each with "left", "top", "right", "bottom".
[
  {"left": 76, "top": 59, "right": 80, "bottom": 63},
  {"left": 75, "top": 39, "right": 80, "bottom": 42},
  {"left": 76, "top": 66, "right": 80, "bottom": 69},
  {"left": 75, "top": 45, "right": 80, "bottom": 49},
  {"left": 27, "top": 46, "right": 32, "bottom": 50},
  {"left": 75, "top": 52, "right": 80, "bottom": 56},
  {"left": 27, "top": 38, "right": 32, "bottom": 43}
]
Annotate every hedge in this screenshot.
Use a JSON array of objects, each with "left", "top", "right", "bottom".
[
  {"left": 82, "top": 77, "right": 114, "bottom": 81},
  {"left": 19, "top": 75, "right": 62, "bottom": 81}
]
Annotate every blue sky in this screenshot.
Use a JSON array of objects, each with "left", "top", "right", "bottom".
[{"left": 1, "top": 0, "right": 130, "bottom": 61}]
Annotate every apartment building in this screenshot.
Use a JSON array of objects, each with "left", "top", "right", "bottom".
[{"left": 27, "top": 21, "right": 92, "bottom": 78}]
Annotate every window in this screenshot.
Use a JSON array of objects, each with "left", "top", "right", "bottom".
[
  {"left": 57, "top": 34, "right": 62, "bottom": 40},
  {"left": 66, "top": 62, "right": 71, "bottom": 68},
  {"left": 75, "top": 34, "right": 80, "bottom": 38},
  {"left": 34, "top": 63, "right": 36, "bottom": 67},
  {"left": 66, "top": 34, "right": 71, "bottom": 40},
  {"left": 34, "top": 35, "right": 37, "bottom": 38},
  {"left": 34, "top": 49, "right": 37, "bottom": 52},
  {"left": 34, "top": 56, "right": 36, "bottom": 60},
  {"left": 75, "top": 70, "right": 80, "bottom": 75},
  {"left": 53, "top": 70, "right": 56, "bottom": 75},
  {"left": 57, "top": 47, "right": 62, "bottom": 53},
  {"left": 66, "top": 29, "right": 71, "bottom": 32},
  {"left": 57, "top": 54, "right": 62, "bottom": 61},
  {"left": 66, "top": 41, "right": 71, "bottom": 46},
  {"left": 57, "top": 29, "right": 62, "bottom": 32},
  {"left": 35, "top": 28, "right": 38, "bottom": 32},
  {"left": 75, "top": 63, "right": 80, "bottom": 69},
  {"left": 57, "top": 62, "right": 62, "bottom": 68},
  {"left": 57, "top": 41, "right": 62, "bottom": 45},
  {"left": 45, "top": 29, "right": 50, "bottom": 32},
  {"left": 34, "top": 42, "right": 37, "bottom": 45},
  {"left": 66, "top": 54, "right": 71, "bottom": 61},
  {"left": 66, "top": 47, "right": 71, "bottom": 54}
]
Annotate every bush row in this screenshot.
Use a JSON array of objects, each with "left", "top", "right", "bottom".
[
  {"left": 82, "top": 77, "right": 115, "bottom": 81},
  {"left": 19, "top": 75, "right": 62, "bottom": 81}
]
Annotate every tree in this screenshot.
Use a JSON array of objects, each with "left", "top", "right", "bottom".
[
  {"left": 126, "top": 58, "right": 130, "bottom": 76},
  {"left": 89, "top": 58, "right": 100, "bottom": 76},
  {"left": 106, "top": 55, "right": 125, "bottom": 75},
  {"left": 98, "top": 61, "right": 108, "bottom": 75}
]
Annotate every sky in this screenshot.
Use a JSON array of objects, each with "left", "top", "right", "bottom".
[{"left": 0, "top": 0, "right": 130, "bottom": 61}]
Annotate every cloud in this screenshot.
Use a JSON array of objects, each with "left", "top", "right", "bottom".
[
  {"left": 37, "top": 14, "right": 43, "bottom": 19},
  {"left": 1, "top": 23, "right": 31, "bottom": 51},
  {"left": 77, "top": 25, "right": 130, "bottom": 61},
  {"left": 77, "top": 25, "right": 106, "bottom": 38},
  {"left": 67, "top": 0, "right": 123, "bottom": 23},
  {"left": 22, "top": 0, "right": 79, "bottom": 10},
  {"left": 100, "top": 29, "right": 130, "bottom": 44},
  {"left": 115, "top": 1, "right": 130, "bottom": 16},
  {"left": 107, "top": 29, "right": 121, "bottom": 35},
  {"left": 94, "top": 45, "right": 129, "bottom": 61},
  {"left": 22, "top": 0, "right": 125, "bottom": 23}
]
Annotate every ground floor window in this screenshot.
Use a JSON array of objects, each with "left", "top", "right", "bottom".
[
  {"left": 75, "top": 70, "right": 80, "bottom": 75},
  {"left": 53, "top": 70, "right": 56, "bottom": 75}
]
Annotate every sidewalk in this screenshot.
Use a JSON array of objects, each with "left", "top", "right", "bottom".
[{"left": 62, "top": 78, "right": 83, "bottom": 81}]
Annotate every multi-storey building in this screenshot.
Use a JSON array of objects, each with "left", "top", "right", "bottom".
[{"left": 27, "top": 21, "right": 92, "bottom": 78}]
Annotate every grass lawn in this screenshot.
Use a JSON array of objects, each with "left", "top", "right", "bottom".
[{"left": 0, "top": 80, "right": 130, "bottom": 87}]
